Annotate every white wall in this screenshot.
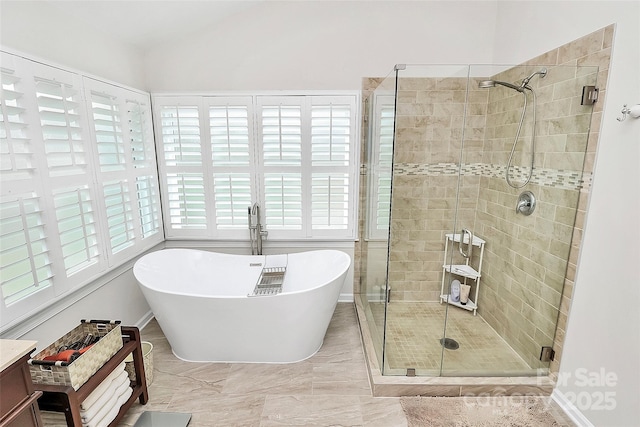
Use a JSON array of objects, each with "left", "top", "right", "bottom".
[
  {"left": 143, "top": 1, "right": 498, "bottom": 91},
  {"left": 0, "top": 1, "right": 145, "bottom": 88},
  {"left": 493, "top": 2, "right": 640, "bottom": 426},
  {"left": 6, "top": 267, "right": 152, "bottom": 353}
]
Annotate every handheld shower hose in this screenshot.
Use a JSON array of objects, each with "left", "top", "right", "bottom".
[{"left": 479, "top": 68, "right": 547, "bottom": 189}]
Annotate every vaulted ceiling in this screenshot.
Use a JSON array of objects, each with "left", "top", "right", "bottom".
[{"left": 38, "top": 0, "right": 265, "bottom": 50}]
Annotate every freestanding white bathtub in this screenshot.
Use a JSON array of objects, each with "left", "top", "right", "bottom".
[{"left": 133, "top": 249, "right": 351, "bottom": 363}]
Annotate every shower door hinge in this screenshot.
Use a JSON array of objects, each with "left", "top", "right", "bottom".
[
  {"left": 360, "top": 164, "right": 367, "bottom": 175},
  {"left": 540, "top": 346, "right": 555, "bottom": 362},
  {"left": 581, "top": 86, "right": 599, "bottom": 105}
]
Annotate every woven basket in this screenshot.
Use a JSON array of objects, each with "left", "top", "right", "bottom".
[
  {"left": 29, "top": 320, "right": 122, "bottom": 390},
  {"left": 124, "top": 341, "right": 153, "bottom": 386}
]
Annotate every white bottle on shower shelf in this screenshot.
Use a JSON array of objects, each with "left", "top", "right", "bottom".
[{"left": 450, "top": 279, "right": 461, "bottom": 302}]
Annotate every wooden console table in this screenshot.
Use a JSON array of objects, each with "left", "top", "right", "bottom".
[{"left": 35, "top": 326, "right": 149, "bottom": 427}]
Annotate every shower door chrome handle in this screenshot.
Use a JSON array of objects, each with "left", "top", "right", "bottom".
[{"left": 458, "top": 229, "right": 473, "bottom": 259}]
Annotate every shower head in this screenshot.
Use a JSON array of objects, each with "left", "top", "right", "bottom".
[
  {"left": 478, "top": 80, "right": 496, "bottom": 88},
  {"left": 478, "top": 68, "right": 548, "bottom": 92},
  {"left": 478, "top": 79, "right": 524, "bottom": 92}
]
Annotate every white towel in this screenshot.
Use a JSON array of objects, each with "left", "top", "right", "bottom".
[
  {"left": 82, "top": 377, "right": 131, "bottom": 427},
  {"left": 80, "top": 370, "right": 129, "bottom": 423},
  {"left": 91, "top": 385, "right": 133, "bottom": 427},
  {"left": 80, "top": 362, "right": 126, "bottom": 410}
]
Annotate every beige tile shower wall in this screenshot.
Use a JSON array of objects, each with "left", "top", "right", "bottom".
[
  {"left": 388, "top": 77, "right": 483, "bottom": 301},
  {"left": 475, "top": 26, "right": 611, "bottom": 371},
  {"left": 475, "top": 179, "right": 579, "bottom": 369}
]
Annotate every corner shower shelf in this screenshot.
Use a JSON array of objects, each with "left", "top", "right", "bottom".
[
  {"left": 441, "top": 295, "right": 478, "bottom": 311},
  {"left": 440, "top": 232, "right": 485, "bottom": 315}
]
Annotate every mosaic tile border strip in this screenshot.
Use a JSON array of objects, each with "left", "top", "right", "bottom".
[{"left": 394, "top": 162, "right": 591, "bottom": 191}]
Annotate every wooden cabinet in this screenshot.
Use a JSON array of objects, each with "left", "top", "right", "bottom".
[
  {"left": 34, "top": 326, "right": 148, "bottom": 427},
  {"left": 0, "top": 340, "right": 43, "bottom": 427}
]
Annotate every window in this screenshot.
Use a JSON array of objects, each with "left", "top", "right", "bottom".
[
  {"left": 0, "top": 52, "right": 162, "bottom": 327},
  {"left": 155, "top": 94, "right": 358, "bottom": 240},
  {"left": 83, "top": 77, "right": 162, "bottom": 265},
  {"left": 0, "top": 195, "right": 53, "bottom": 306},
  {"left": 209, "top": 98, "right": 255, "bottom": 232},
  {"left": 53, "top": 186, "right": 99, "bottom": 275}
]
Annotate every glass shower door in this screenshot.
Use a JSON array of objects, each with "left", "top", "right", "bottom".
[
  {"left": 439, "top": 63, "right": 599, "bottom": 376},
  {"left": 359, "top": 69, "right": 397, "bottom": 374},
  {"left": 381, "top": 64, "right": 471, "bottom": 376}
]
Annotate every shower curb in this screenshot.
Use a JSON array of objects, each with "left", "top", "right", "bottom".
[{"left": 353, "top": 298, "right": 555, "bottom": 397}]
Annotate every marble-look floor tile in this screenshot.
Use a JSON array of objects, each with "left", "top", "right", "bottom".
[
  {"left": 311, "top": 363, "right": 371, "bottom": 396},
  {"left": 222, "top": 362, "right": 314, "bottom": 396},
  {"left": 359, "top": 396, "right": 408, "bottom": 427},
  {"left": 119, "top": 303, "right": 574, "bottom": 427},
  {"left": 260, "top": 395, "right": 363, "bottom": 427},
  {"left": 168, "top": 393, "right": 265, "bottom": 427}
]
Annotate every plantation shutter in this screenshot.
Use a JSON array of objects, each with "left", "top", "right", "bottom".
[
  {"left": 309, "top": 97, "right": 355, "bottom": 235},
  {"left": 0, "top": 195, "right": 53, "bottom": 306},
  {"left": 135, "top": 176, "right": 160, "bottom": 239},
  {"left": 257, "top": 97, "right": 304, "bottom": 237},
  {"left": 207, "top": 97, "right": 255, "bottom": 234},
  {"left": 1, "top": 51, "right": 162, "bottom": 327},
  {"left": 102, "top": 180, "right": 134, "bottom": 254},
  {"left": 84, "top": 78, "right": 163, "bottom": 263},
  {"left": 125, "top": 98, "right": 161, "bottom": 240},
  {"left": 1, "top": 65, "right": 32, "bottom": 180},
  {"left": 91, "top": 92, "right": 125, "bottom": 172},
  {"left": 1, "top": 56, "right": 87, "bottom": 318},
  {"left": 88, "top": 88, "right": 134, "bottom": 258},
  {"left": 155, "top": 93, "right": 358, "bottom": 241},
  {"left": 0, "top": 56, "right": 55, "bottom": 309},
  {"left": 52, "top": 186, "right": 99, "bottom": 275},
  {"left": 155, "top": 99, "right": 208, "bottom": 237},
  {"left": 35, "top": 79, "right": 87, "bottom": 179},
  {"left": 31, "top": 63, "right": 102, "bottom": 290}
]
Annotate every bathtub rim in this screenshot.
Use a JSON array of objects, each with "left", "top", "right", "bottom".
[{"left": 133, "top": 248, "right": 351, "bottom": 299}]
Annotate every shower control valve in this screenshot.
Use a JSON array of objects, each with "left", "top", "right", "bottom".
[{"left": 516, "top": 191, "right": 536, "bottom": 216}]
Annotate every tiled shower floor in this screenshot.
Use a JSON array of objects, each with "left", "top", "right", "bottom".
[{"left": 371, "top": 302, "right": 532, "bottom": 376}]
